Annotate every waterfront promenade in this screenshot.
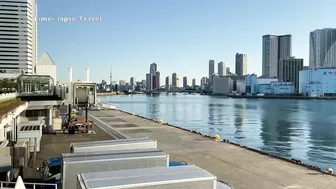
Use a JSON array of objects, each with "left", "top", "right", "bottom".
[{"left": 89, "top": 109, "right": 336, "bottom": 189}]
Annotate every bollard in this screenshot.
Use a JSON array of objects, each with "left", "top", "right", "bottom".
[
  {"left": 327, "top": 168, "right": 334, "bottom": 174},
  {"left": 215, "top": 134, "right": 221, "bottom": 141}
]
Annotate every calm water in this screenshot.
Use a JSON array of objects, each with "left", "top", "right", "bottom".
[{"left": 100, "top": 93, "right": 336, "bottom": 170}]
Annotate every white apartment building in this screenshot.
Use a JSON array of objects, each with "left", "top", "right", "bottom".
[
  {"left": 212, "top": 75, "right": 233, "bottom": 94},
  {"left": 0, "top": 0, "right": 38, "bottom": 76}
]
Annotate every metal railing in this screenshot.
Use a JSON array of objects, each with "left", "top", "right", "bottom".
[{"left": 0, "top": 181, "right": 57, "bottom": 189}]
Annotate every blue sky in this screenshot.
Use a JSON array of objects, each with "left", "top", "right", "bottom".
[{"left": 38, "top": 0, "right": 336, "bottom": 84}]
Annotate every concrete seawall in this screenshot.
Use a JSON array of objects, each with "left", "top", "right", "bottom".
[
  {"left": 89, "top": 109, "right": 336, "bottom": 189},
  {"left": 226, "top": 95, "right": 336, "bottom": 100}
]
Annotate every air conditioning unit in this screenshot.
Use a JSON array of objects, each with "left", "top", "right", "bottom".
[
  {"left": 61, "top": 150, "right": 169, "bottom": 189},
  {"left": 77, "top": 165, "right": 217, "bottom": 189},
  {"left": 69, "top": 138, "right": 157, "bottom": 153}
]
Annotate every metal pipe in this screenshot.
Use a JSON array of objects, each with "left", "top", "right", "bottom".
[
  {"left": 69, "top": 67, "right": 72, "bottom": 83},
  {"left": 68, "top": 104, "right": 71, "bottom": 123},
  {"left": 85, "top": 68, "right": 90, "bottom": 82},
  {"left": 85, "top": 106, "right": 88, "bottom": 123},
  {"left": 33, "top": 137, "right": 37, "bottom": 167}
]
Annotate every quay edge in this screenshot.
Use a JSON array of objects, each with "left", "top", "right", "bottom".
[
  {"left": 89, "top": 109, "right": 336, "bottom": 189},
  {"left": 115, "top": 109, "right": 335, "bottom": 177}
]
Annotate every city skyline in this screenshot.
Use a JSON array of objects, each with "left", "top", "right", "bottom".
[{"left": 35, "top": 0, "right": 336, "bottom": 83}]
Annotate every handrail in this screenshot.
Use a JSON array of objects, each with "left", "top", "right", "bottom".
[{"left": 0, "top": 181, "right": 57, "bottom": 189}]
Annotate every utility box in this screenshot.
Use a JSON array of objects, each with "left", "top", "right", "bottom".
[
  {"left": 69, "top": 138, "right": 157, "bottom": 153},
  {"left": 61, "top": 150, "right": 169, "bottom": 189},
  {"left": 77, "top": 165, "right": 217, "bottom": 189}
]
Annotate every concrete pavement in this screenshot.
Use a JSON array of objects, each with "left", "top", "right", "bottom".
[{"left": 89, "top": 110, "right": 336, "bottom": 189}]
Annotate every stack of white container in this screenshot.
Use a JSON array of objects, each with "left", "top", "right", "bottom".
[{"left": 60, "top": 137, "right": 233, "bottom": 189}]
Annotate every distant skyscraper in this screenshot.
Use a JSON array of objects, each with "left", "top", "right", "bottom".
[
  {"left": 209, "top": 60, "right": 215, "bottom": 84},
  {"left": 130, "top": 77, "right": 136, "bottom": 85},
  {"left": 165, "top": 76, "right": 171, "bottom": 90},
  {"left": 226, "top": 67, "right": 231, "bottom": 74},
  {"left": 183, "top": 76, "right": 188, "bottom": 88},
  {"left": 278, "top": 57, "right": 303, "bottom": 93},
  {"left": 262, "top": 34, "right": 292, "bottom": 77},
  {"left": 192, "top": 78, "right": 196, "bottom": 87},
  {"left": 146, "top": 74, "right": 151, "bottom": 91},
  {"left": 200, "top": 77, "right": 208, "bottom": 90},
  {"left": 235, "top": 53, "right": 247, "bottom": 76},
  {"left": 0, "top": 0, "right": 38, "bottom": 76},
  {"left": 172, "top": 73, "right": 179, "bottom": 88},
  {"left": 218, "top": 62, "right": 226, "bottom": 76},
  {"left": 309, "top": 28, "right": 336, "bottom": 67},
  {"left": 119, "top": 80, "right": 126, "bottom": 86},
  {"left": 149, "top": 63, "right": 158, "bottom": 90},
  {"left": 156, "top": 71, "right": 160, "bottom": 87}
]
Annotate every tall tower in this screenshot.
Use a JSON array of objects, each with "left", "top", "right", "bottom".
[
  {"left": 262, "top": 34, "right": 292, "bottom": 77},
  {"left": 149, "top": 63, "right": 157, "bottom": 90},
  {"left": 235, "top": 53, "right": 247, "bottom": 76},
  {"left": 218, "top": 62, "right": 226, "bottom": 76},
  {"left": 209, "top": 60, "right": 215, "bottom": 85},
  {"left": 0, "top": 0, "right": 38, "bottom": 76},
  {"left": 309, "top": 28, "right": 336, "bottom": 67}
]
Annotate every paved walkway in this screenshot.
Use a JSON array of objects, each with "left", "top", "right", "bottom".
[{"left": 90, "top": 110, "right": 336, "bottom": 189}]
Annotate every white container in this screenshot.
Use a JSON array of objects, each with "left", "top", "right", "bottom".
[
  {"left": 77, "top": 165, "right": 217, "bottom": 189},
  {"left": 17, "top": 125, "right": 41, "bottom": 152},
  {"left": 69, "top": 138, "right": 157, "bottom": 153},
  {"left": 62, "top": 151, "right": 169, "bottom": 189}
]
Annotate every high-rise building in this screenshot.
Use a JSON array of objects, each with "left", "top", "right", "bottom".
[
  {"left": 309, "top": 28, "right": 336, "bottom": 67},
  {"left": 212, "top": 76, "right": 233, "bottom": 94},
  {"left": 192, "top": 78, "right": 196, "bottom": 87},
  {"left": 209, "top": 60, "right": 215, "bottom": 84},
  {"left": 149, "top": 63, "right": 157, "bottom": 90},
  {"left": 119, "top": 80, "right": 126, "bottom": 86},
  {"left": 278, "top": 57, "right": 303, "bottom": 93},
  {"left": 130, "top": 77, "right": 136, "bottom": 85},
  {"left": 200, "top": 77, "right": 208, "bottom": 90},
  {"left": 218, "top": 62, "right": 226, "bottom": 76},
  {"left": 165, "top": 76, "right": 171, "bottom": 90},
  {"left": 172, "top": 73, "right": 179, "bottom": 88},
  {"left": 235, "top": 53, "right": 247, "bottom": 76},
  {"left": 156, "top": 71, "right": 160, "bottom": 88},
  {"left": 262, "top": 34, "right": 292, "bottom": 78},
  {"left": 146, "top": 74, "right": 151, "bottom": 91},
  {"left": 183, "top": 76, "right": 188, "bottom": 88},
  {"left": 226, "top": 67, "right": 231, "bottom": 75},
  {"left": 0, "top": 0, "right": 38, "bottom": 77}
]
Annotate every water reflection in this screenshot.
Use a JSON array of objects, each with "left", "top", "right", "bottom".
[
  {"left": 234, "top": 102, "right": 245, "bottom": 139},
  {"left": 306, "top": 101, "right": 336, "bottom": 166},
  {"left": 259, "top": 100, "right": 293, "bottom": 158},
  {"left": 103, "top": 94, "right": 336, "bottom": 171}
]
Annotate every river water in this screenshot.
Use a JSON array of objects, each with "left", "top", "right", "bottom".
[{"left": 100, "top": 93, "right": 336, "bottom": 171}]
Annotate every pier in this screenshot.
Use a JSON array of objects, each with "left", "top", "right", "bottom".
[{"left": 88, "top": 109, "right": 335, "bottom": 189}]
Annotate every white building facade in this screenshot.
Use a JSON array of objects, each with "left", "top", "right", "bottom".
[
  {"left": 35, "top": 52, "right": 56, "bottom": 82},
  {"left": 0, "top": 0, "right": 38, "bottom": 76},
  {"left": 212, "top": 75, "right": 233, "bottom": 94},
  {"left": 236, "top": 80, "right": 246, "bottom": 93},
  {"left": 299, "top": 67, "right": 336, "bottom": 96}
]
